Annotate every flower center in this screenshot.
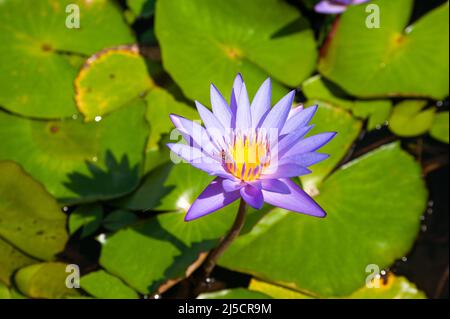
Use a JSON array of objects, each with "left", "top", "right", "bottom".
[{"left": 222, "top": 131, "right": 271, "bottom": 181}]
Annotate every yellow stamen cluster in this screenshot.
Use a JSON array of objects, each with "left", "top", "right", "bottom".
[{"left": 222, "top": 131, "right": 271, "bottom": 181}]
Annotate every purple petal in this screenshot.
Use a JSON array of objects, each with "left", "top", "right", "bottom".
[
  {"left": 251, "top": 78, "right": 271, "bottom": 128},
  {"left": 261, "top": 179, "right": 290, "bottom": 194},
  {"left": 262, "top": 163, "right": 311, "bottom": 179},
  {"left": 195, "top": 101, "right": 227, "bottom": 148},
  {"left": 169, "top": 114, "right": 219, "bottom": 156},
  {"left": 287, "top": 104, "right": 304, "bottom": 120},
  {"left": 282, "top": 132, "right": 336, "bottom": 158},
  {"left": 352, "top": 0, "right": 370, "bottom": 4},
  {"left": 236, "top": 82, "right": 252, "bottom": 130},
  {"left": 281, "top": 105, "right": 318, "bottom": 135},
  {"left": 186, "top": 177, "right": 241, "bottom": 221},
  {"left": 222, "top": 179, "right": 244, "bottom": 192},
  {"left": 167, "top": 143, "right": 209, "bottom": 163},
  {"left": 278, "top": 152, "right": 330, "bottom": 167},
  {"left": 262, "top": 179, "right": 326, "bottom": 217},
  {"left": 230, "top": 73, "right": 244, "bottom": 117},
  {"left": 277, "top": 125, "right": 314, "bottom": 158},
  {"left": 314, "top": 1, "right": 347, "bottom": 14},
  {"left": 260, "top": 90, "right": 295, "bottom": 132},
  {"left": 210, "top": 84, "right": 232, "bottom": 128},
  {"left": 240, "top": 184, "right": 264, "bottom": 209}
]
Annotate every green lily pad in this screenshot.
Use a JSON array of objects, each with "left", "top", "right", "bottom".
[
  {"left": 0, "top": 282, "right": 10, "bottom": 299},
  {"left": 75, "top": 47, "right": 154, "bottom": 121},
  {"left": 0, "top": 100, "right": 149, "bottom": 204},
  {"left": 198, "top": 288, "right": 271, "bottom": 299},
  {"left": 249, "top": 275, "right": 426, "bottom": 299},
  {"left": 300, "top": 103, "right": 362, "bottom": 191},
  {"left": 348, "top": 275, "right": 426, "bottom": 299},
  {"left": 388, "top": 100, "right": 435, "bottom": 137},
  {"left": 103, "top": 210, "right": 139, "bottom": 232},
  {"left": 430, "top": 111, "right": 449, "bottom": 143},
  {"left": 100, "top": 210, "right": 235, "bottom": 294},
  {"left": 0, "top": 161, "right": 68, "bottom": 261},
  {"left": 219, "top": 143, "right": 427, "bottom": 297},
  {"left": 155, "top": 0, "right": 317, "bottom": 104},
  {"left": 0, "top": 238, "right": 38, "bottom": 286},
  {"left": 302, "top": 75, "right": 392, "bottom": 130},
  {"left": 69, "top": 205, "right": 103, "bottom": 238},
  {"left": 81, "top": 270, "right": 139, "bottom": 299},
  {"left": 319, "top": 0, "right": 449, "bottom": 99},
  {"left": 145, "top": 88, "right": 198, "bottom": 151},
  {"left": 14, "top": 262, "right": 80, "bottom": 299},
  {"left": 0, "top": 0, "right": 135, "bottom": 118},
  {"left": 249, "top": 279, "right": 311, "bottom": 299}
]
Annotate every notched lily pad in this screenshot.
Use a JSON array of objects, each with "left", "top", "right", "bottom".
[{"left": 388, "top": 100, "right": 435, "bottom": 137}]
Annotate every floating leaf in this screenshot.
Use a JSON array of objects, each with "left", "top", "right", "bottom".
[
  {"left": 249, "top": 275, "right": 426, "bottom": 299},
  {"left": 0, "top": 161, "right": 68, "bottom": 260},
  {"left": 389, "top": 100, "right": 435, "bottom": 137},
  {"left": 430, "top": 111, "right": 449, "bottom": 143},
  {"left": 75, "top": 47, "right": 153, "bottom": 121},
  {"left": 300, "top": 103, "right": 362, "bottom": 191},
  {"left": 0, "top": 282, "right": 10, "bottom": 299},
  {"left": 155, "top": 0, "right": 317, "bottom": 104},
  {"left": 198, "top": 288, "right": 271, "bottom": 299},
  {"left": 0, "top": 0, "right": 135, "bottom": 118},
  {"left": 69, "top": 205, "right": 103, "bottom": 238},
  {"left": 319, "top": 0, "right": 449, "bottom": 99},
  {"left": 348, "top": 274, "right": 426, "bottom": 299},
  {"left": 0, "top": 100, "right": 149, "bottom": 204},
  {"left": 220, "top": 143, "right": 427, "bottom": 297},
  {"left": 0, "top": 238, "right": 37, "bottom": 286},
  {"left": 103, "top": 210, "right": 139, "bottom": 232},
  {"left": 81, "top": 270, "right": 139, "bottom": 299},
  {"left": 249, "top": 279, "right": 311, "bottom": 299},
  {"left": 302, "top": 75, "right": 392, "bottom": 130},
  {"left": 14, "top": 262, "right": 79, "bottom": 299},
  {"left": 100, "top": 210, "right": 235, "bottom": 294},
  {"left": 145, "top": 88, "right": 198, "bottom": 151}
]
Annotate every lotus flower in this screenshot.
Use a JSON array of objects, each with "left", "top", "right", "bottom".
[
  {"left": 167, "top": 74, "right": 336, "bottom": 221},
  {"left": 315, "top": 0, "right": 370, "bottom": 14}
]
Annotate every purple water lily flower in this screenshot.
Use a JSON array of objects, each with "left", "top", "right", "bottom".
[
  {"left": 167, "top": 74, "right": 336, "bottom": 221},
  {"left": 315, "top": 0, "right": 370, "bottom": 14}
]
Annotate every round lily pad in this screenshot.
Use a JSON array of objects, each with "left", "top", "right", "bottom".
[
  {"left": 430, "top": 111, "right": 449, "bottom": 144},
  {"left": 219, "top": 143, "right": 427, "bottom": 297},
  {"left": 14, "top": 262, "right": 80, "bottom": 299},
  {"left": 155, "top": 0, "right": 317, "bottom": 104},
  {"left": 0, "top": 161, "right": 68, "bottom": 261},
  {"left": 388, "top": 100, "right": 435, "bottom": 137},
  {"left": 319, "top": 0, "right": 449, "bottom": 99},
  {"left": 0, "top": 0, "right": 135, "bottom": 118},
  {"left": 75, "top": 47, "right": 154, "bottom": 121},
  {"left": 0, "top": 100, "right": 149, "bottom": 204},
  {"left": 81, "top": 270, "right": 139, "bottom": 299}
]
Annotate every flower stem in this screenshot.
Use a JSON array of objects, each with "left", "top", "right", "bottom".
[{"left": 202, "top": 198, "right": 247, "bottom": 278}]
